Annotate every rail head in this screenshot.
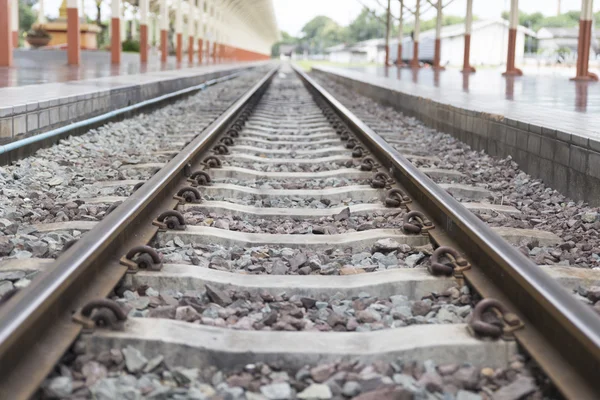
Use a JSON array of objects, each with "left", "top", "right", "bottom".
[
  {"left": 292, "top": 64, "right": 600, "bottom": 399},
  {"left": 0, "top": 65, "right": 279, "bottom": 399}
]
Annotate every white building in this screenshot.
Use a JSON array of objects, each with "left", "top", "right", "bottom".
[
  {"left": 537, "top": 27, "right": 598, "bottom": 61},
  {"left": 326, "top": 19, "right": 535, "bottom": 68}
]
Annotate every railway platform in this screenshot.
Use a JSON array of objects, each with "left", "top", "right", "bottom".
[
  {"left": 313, "top": 65, "right": 600, "bottom": 206},
  {"left": 0, "top": 50, "right": 268, "bottom": 146}
]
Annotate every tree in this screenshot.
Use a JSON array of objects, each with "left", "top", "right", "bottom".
[
  {"left": 19, "top": 1, "right": 36, "bottom": 44},
  {"left": 300, "top": 16, "right": 347, "bottom": 52},
  {"left": 501, "top": 10, "right": 579, "bottom": 31},
  {"left": 347, "top": 9, "right": 384, "bottom": 43}
]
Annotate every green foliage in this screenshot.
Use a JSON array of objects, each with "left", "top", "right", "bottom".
[
  {"left": 301, "top": 16, "right": 348, "bottom": 53},
  {"left": 122, "top": 39, "right": 140, "bottom": 53},
  {"left": 19, "top": 2, "right": 36, "bottom": 32},
  {"left": 347, "top": 9, "right": 384, "bottom": 43},
  {"left": 501, "top": 10, "right": 580, "bottom": 30}
]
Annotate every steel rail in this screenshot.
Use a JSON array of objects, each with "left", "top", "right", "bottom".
[
  {"left": 293, "top": 64, "right": 600, "bottom": 399},
  {"left": 0, "top": 65, "right": 278, "bottom": 399}
]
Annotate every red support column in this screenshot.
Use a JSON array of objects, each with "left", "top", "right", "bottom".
[
  {"left": 160, "top": 0, "right": 168, "bottom": 63},
  {"left": 396, "top": 0, "right": 405, "bottom": 67},
  {"left": 461, "top": 34, "right": 475, "bottom": 73},
  {"left": 0, "top": 0, "right": 13, "bottom": 67},
  {"left": 205, "top": 40, "right": 210, "bottom": 63},
  {"left": 140, "top": 25, "right": 148, "bottom": 63},
  {"left": 11, "top": 0, "right": 18, "bottom": 48},
  {"left": 410, "top": 42, "right": 419, "bottom": 68},
  {"left": 188, "top": 35, "right": 194, "bottom": 63},
  {"left": 67, "top": 0, "right": 80, "bottom": 65},
  {"left": 176, "top": 33, "right": 183, "bottom": 63},
  {"left": 212, "top": 41, "right": 217, "bottom": 63},
  {"left": 410, "top": 0, "right": 420, "bottom": 68},
  {"left": 572, "top": 0, "right": 598, "bottom": 81},
  {"left": 160, "top": 29, "right": 168, "bottom": 63},
  {"left": 432, "top": 0, "right": 444, "bottom": 70},
  {"left": 111, "top": 0, "right": 121, "bottom": 64},
  {"left": 503, "top": 0, "right": 522, "bottom": 76},
  {"left": 139, "top": 0, "right": 148, "bottom": 64},
  {"left": 461, "top": 0, "right": 476, "bottom": 73},
  {"left": 198, "top": 38, "right": 203, "bottom": 63},
  {"left": 111, "top": 18, "right": 121, "bottom": 64}
]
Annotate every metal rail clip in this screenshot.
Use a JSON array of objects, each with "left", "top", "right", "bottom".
[
  {"left": 73, "top": 298, "right": 127, "bottom": 332},
  {"left": 385, "top": 188, "right": 411, "bottom": 207},
  {"left": 152, "top": 210, "right": 187, "bottom": 230},
  {"left": 429, "top": 246, "right": 471, "bottom": 277},
  {"left": 188, "top": 170, "right": 211, "bottom": 186},
  {"left": 468, "top": 298, "right": 524, "bottom": 340},
  {"left": 402, "top": 210, "right": 434, "bottom": 235},
  {"left": 173, "top": 186, "right": 202, "bottom": 204},
  {"left": 120, "top": 245, "right": 163, "bottom": 272}
]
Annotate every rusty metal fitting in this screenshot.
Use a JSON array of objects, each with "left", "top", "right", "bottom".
[
  {"left": 213, "top": 144, "right": 230, "bottom": 155},
  {"left": 428, "top": 246, "right": 470, "bottom": 277},
  {"left": 188, "top": 170, "right": 211, "bottom": 186},
  {"left": 345, "top": 139, "right": 357, "bottom": 149},
  {"left": 360, "top": 157, "right": 377, "bottom": 171},
  {"left": 340, "top": 132, "right": 350, "bottom": 141},
  {"left": 203, "top": 155, "right": 222, "bottom": 169},
  {"left": 220, "top": 136, "right": 234, "bottom": 146},
  {"left": 352, "top": 146, "right": 365, "bottom": 158},
  {"left": 402, "top": 211, "right": 434, "bottom": 235},
  {"left": 227, "top": 129, "right": 239, "bottom": 138},
  {"left": 153, "top": 210, "right": 186, "bottom": 230},
  {"left": 385, "top": 188, "right": 411, "bottom": 207},
  {"left": 120, "top": 245, "right": 163, "bottom": 272},
  {"left": 75, "top": 298, "right": 127, "bottom": 331},
  {"left": 370, "top": 171, "right": 392, "bottom": 189},
  {"left": 174, "top": 186, "right": 202, "bottom": 203},
  {"left": 468, "top": 298, "right": 524, "bottom": 340},
  {"left": 132, "top": 182, "right": 145, "bottom": 193}
]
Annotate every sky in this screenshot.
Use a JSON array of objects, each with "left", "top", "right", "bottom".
[{"left": 38, "top": 0, "right": 600, "bottom": 34}]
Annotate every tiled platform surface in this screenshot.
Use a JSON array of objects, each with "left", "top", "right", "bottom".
[
  {"left": 2, "top": 49, "right": 205, "bottom": 87},
  {"left": 0, "top": 50, "right": 267, "bottom": 145},
  {"left": 312, "top": 65, "right": 600, "bottom": 206}
]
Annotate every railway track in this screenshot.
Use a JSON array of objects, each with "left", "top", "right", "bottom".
[{"left": 0, "top": 64, "right": 599, "bottom": 399}]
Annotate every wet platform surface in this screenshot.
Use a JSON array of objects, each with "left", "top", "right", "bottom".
[
  {"left": 0, "top": 49, "right": 209, "bottom": 88},
  {"left": 326, "top": 65, "right": 599, "bottom": 141},
  {"left": 349, "top": 65, "right": 600, "bottom": 114}
]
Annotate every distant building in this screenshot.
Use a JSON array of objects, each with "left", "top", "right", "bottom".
[
  {"left": 325, "top": 19, "right": 535, "bottom": 67},
  {"left": 537, "top": 27, "right": 598, "bottom": 61},
  {"left": 279, "top": 44, "right": 296, "bottom": 59}
]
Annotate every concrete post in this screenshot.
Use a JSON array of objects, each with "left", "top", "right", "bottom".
[
  {"left": 0, "top": 0, "right": 12, "bottom": 66},
  {"left": 38, "top": 0, "right": 46, "bottom": 23},
  {"left": 461, "top": 0, "right": 476, "bottom": 73},
  {"left": 384, "top": 0, "right": 391, "bottom": 66},
  {"left": 205, "top": 1, "right": 211, "bottom": 63},
  {"left": 140, "top": 0, "right": 148, "bottom": 63},
  {"left": 396, "top": 0, "right": 405, "bottom": 66},
  {"left": 432, "top": 0, "right": 444, "bottom": 69},
  {"left": 213, "top": 6, "right": 219, "bottom": 63},
  {"left": 197, "top": 0, "right": 204, "bottom": 63},
  {"left": 175, "top": 0, "right": 183, "bottom": 63},
  {"left": 67, "top": 0, "right": 80, "bottom": 65},
  {"left": 160, "top": 0, "right": 168, "bottom": 63},
  {"left": 111, "top": 0, "right": 121, "bottom": 64},
  {"left": 410, "top": 0, "right": 420, "bottom": 68},
  {"left": 11, "top": 0, "right": 18, "bottom": 48},
  {"left": 188, "top": 0, "right": 195, "bottom": 64},
  {"left": 572, "top": 0, "right": 598, "bottom": 81},
  {"left": 503, "top": 0, "right": 522, "bottom": 76}
]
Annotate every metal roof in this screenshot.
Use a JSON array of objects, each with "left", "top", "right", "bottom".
[{"left": 143, "top": 0, "right": 280, "bottom": 43}]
